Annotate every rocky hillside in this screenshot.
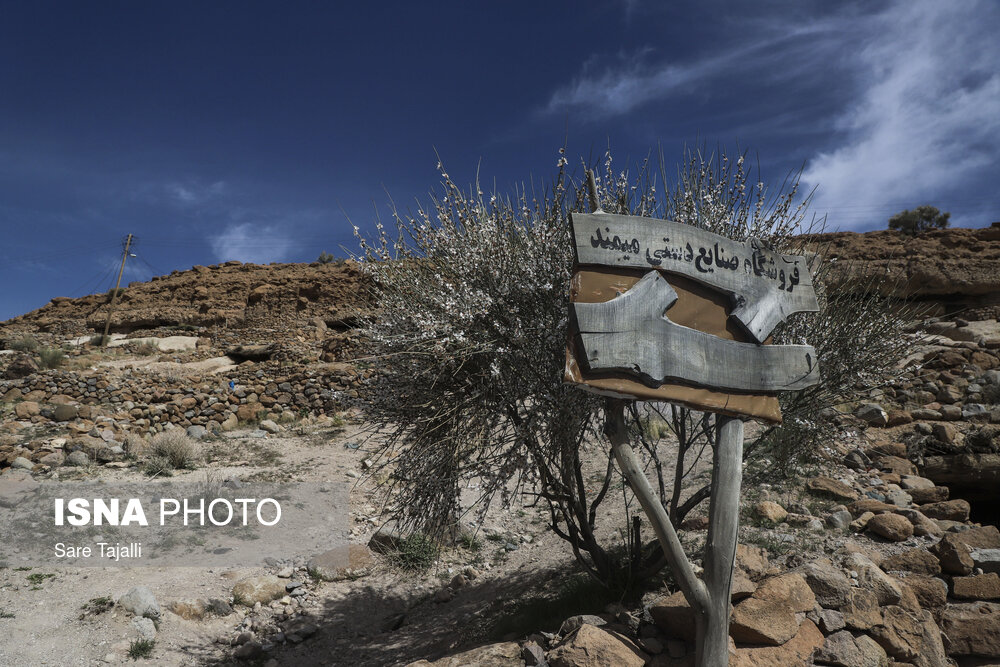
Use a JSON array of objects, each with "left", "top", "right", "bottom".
[
  {"left": 0, "top": 259, "right": 371, "bottom": 337},
  {"left": 804, "top": 222, "right": 1000, "bottom": 320},
  {"left": 1, "top": 225, "right": 1000, "bottom": 666}
]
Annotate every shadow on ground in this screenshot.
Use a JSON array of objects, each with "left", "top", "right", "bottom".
[{"left": 192, "top": 559, "right": 622, "bottom": 667}]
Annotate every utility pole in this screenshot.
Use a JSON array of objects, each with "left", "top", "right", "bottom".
[{"left": 101, "top": 234, "right": 134, "bottom": 346}]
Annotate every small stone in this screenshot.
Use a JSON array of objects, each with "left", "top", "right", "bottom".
[
  {"left": 826, "top": 509, "right": 853, "bottom": 530},
  {"left": 817, "top": 608, "right": 845, "bottom": 633},
  {"left": 806, "top": 476, "right": 858, "bottom": 501},
  {"left": 131, "top": 616, "right": 156, "bottom": 640},
  {"left": 118, "top": 586, "right": 160, "bottom": 619},
  {"left": 232, "top": 575, "right": 286, "bottom": 605},
  {"left": 559, "top": 614, "right": 606, "bottom": 636},
  {"left": 753, "top": 500, "right": 787, "bottom": 523},
  {"left": 850, "top": 511, "right": 875, "bottom": 532},
  {"left": 10, "top": 456, "right": 33, "bottom": 471},
  {"left": 259, "top": 419, "right": 281, "bottom": 434},
  {"left": 856, "top": 403, "right": 888, "bottom": 427},
  {"left": 233, "top": 641, "right": 262, "bottom": 659},
  {"left": 932, "top": 533, "right": 975, "bottom": 575}
]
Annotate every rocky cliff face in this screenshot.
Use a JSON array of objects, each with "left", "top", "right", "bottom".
[
  {"left": 804, "top": 222, "right": 1000, "bottom": 319},
  {"left": 1, "top": 259, "right": 371, "bottom": 337}
]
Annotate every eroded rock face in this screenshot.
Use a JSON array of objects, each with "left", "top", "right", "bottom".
[
  {"left": 803, "top": 224, "right": 1000, "bottom": 320},
  {"left": 1, "top": 260, "right": 371, "bottom": 335}
]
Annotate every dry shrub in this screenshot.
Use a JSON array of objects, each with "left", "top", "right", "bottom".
[
  {"left": 124, "top": 434, "right": 149, "bottom": 460},
  {"left": 148, "top": 429, "right": 199, "bottom": 470}
]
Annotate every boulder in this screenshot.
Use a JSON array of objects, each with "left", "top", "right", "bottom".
[
  {"left": 954, "top": 525, "right": 1000, "bottom": 550},
  {"left": 848, "top": 499, "right": 896, "bottom": 516},
  {"left": 14, "top": 401, "right": 40, "bottom": 419},
  {"left": 729, "top": 620, "right": 823, "bottom": 667},
  {"left": 869, "top": 606, "right": 947, "bottom": 666},
  {"left": 65, "top": 450, "right": 90, "bottom": 466},
  {"left": 52, "top": 403, "right": 78, "bottom": 421},
  {"left": 919, "top": 499, "right": 971, "bottom": 521},
  {"left": 307, "top": 544, "right": 375, "bottom": 581},
  {"left": 882, "top": 549, "right": 941, "bottom": 575},
  {"left": 875, "top": 455, "right": 917, "bottom": 476},
  {"left": 953, "top": 573, "right": 1000, "bottom": 600},
  {"left": 932, "top": 533, "right": 975, "bottom": 575},
  {"left": 729, "top": 597, "right": 799, "bottom": 645},
  {"left": 794, "top": 559, "right": 851, "bottom": 608},
  {"left": 900, "top": 475, "right": 935, "bottom": 490},
  {"left": 259, "top": 419, "right": 282, "bottom": 434},
  {"left": 940, "top": 602, "right": 1000, "bottom": 657},
  {"left": 816, "top": 609, "right": 845, "bottom": 634},
  {"left": 753, "top": 501, "right": 787, "bottom": 524},
  {"left": 907, "top": 487, "right": 949, "bottom": 505},
  {"left": 735, "top": 544, "right": 769, "bottom": 581},
  {"left": 815, "top": 630, "right": 888, "bottom": 667},
  {"left": 840, "top": 588, "right": 882, "bottom": 631},
  {"left": 558, "top": 615, "right": 606, "bottom": 636},
  {"left": 231, "top": 575, "right": 286, "bottom": 605},
  {"left": 971, "top": 548, "right": 1000, "bottom": 575},
  {"left": 547, "top": 624, "right": 647, "bottom": 667},
  {"left": 409, "top": 642, "right": 523, "bottom": 667},
  {"left": 866, "top": 513, "right": 914, "bottom": 542},
  {"left": 806, "top": 476, "right": 859, "bottom": 501},
  {"left": 731, "top": 568, "right": 757, "bottom": 600},
  {"left": 903, "top": 574, "right": 948, "bottom": 609},
  {"left": 649, "top": 590, "right": 696, "bottom": 641},
  {"left": 10, "top": 456, "right": 33, "bottom": 470},
  {"left": 846, "top": 553, "right": 903, "bottom": 605},
  {"left": 4, "top": 355, "right": 38, "bottom": 379},
  {"left": 117, "top": 586, "right": 160, "bottom": 619},
  {"left": 753, "top": 572, "right": 816, "bottom": 613},
  {"left": 894, "top": 509, "right": 944, "bottom": 538}
]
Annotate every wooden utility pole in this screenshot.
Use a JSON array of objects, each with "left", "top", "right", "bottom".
[{"left": 101, "top": 234, "right": 133, "bottom": 345}]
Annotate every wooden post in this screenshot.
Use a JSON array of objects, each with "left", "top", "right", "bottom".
[
  {"left": 605, "top": 399, "right": 710, "bottom": 616},
  {"left": 102, "top": 233, "right": 133, "bottom": 346},
  {"left": 607, "top": 400, "right": 745, "bottom": 667},
  {"left": 698, "top": 414, "right": 744, "bottom": 667}
]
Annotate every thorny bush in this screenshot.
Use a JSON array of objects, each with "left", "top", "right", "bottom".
[{"left": 355, "top": 147, "right": 920, "bottom": 590}]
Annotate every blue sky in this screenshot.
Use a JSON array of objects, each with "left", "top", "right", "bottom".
[{"left": 2, "top": 0, "right": 998, "bottom": 321}]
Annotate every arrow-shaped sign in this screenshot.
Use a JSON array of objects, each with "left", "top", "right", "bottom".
[
  {"left": 571, "top": 212, "right": 819, "bottom": 343},
  {"left": 572, "top": 271, "right": 820, "bottom": 392}
]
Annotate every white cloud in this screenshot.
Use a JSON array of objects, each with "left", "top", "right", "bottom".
[
  {"left": 801, "top": 1, "right": 1000, "bottom": 230},
  {"left": 165, "top": 180, "right": 227, "bottom": 206},
  {"left": 208, "top": 223, "right": 296, "bottom": 264},
  {"left": 544, "top": 22, "right": 839, "bottom": 121}
]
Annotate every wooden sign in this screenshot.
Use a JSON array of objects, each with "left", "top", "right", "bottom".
[
  {"left": 572, "top": 212, "right": 818, "bottom": 343},
  {"left": 565, "top": 212, "right": 821, "bottom": 422}
]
